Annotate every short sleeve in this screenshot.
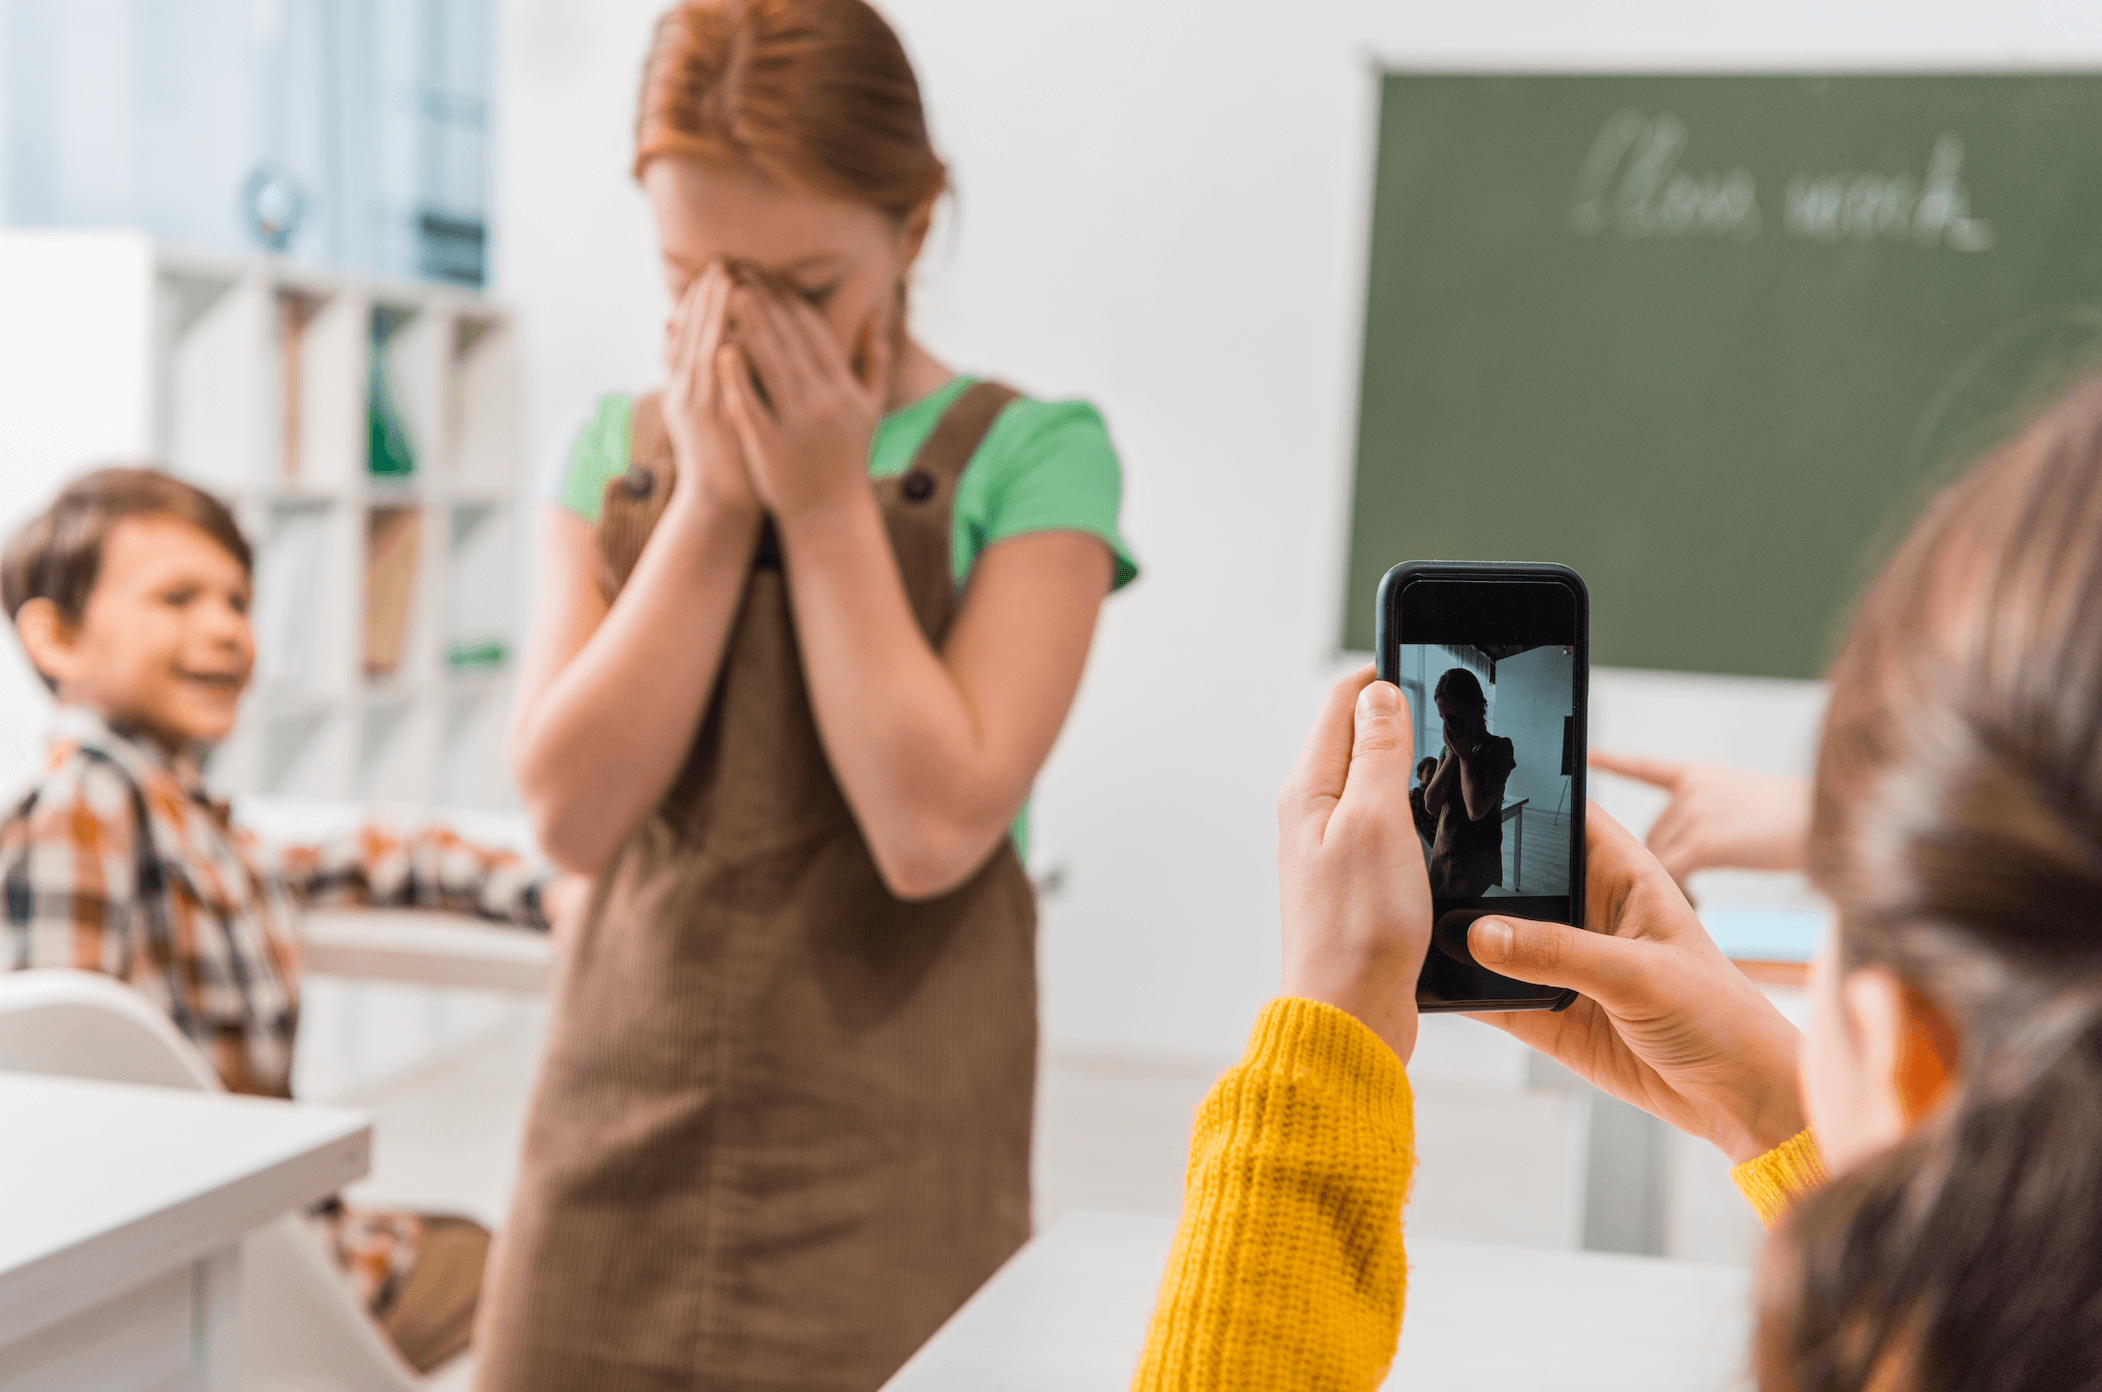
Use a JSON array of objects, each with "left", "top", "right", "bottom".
[
  {"left": 544, "top": 394, "right": 635, "bottom": 524},
  {"left": 971, "top": 399, "right": 1138, "bottom": 590}
]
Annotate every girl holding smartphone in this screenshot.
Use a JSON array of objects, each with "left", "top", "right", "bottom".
[
  {"left": 479, "top": 4, "right": 1135, "bottom": 1388},
  {"left": 1136, "top": 379, "right": 2102, "bottom": 1389}
]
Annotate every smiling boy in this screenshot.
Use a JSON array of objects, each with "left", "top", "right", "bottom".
[
  {"left": 1, "top": 467, "right": 556, "bottom": 1370},
  {"left": 14, "top": 485, "right": 256, "bottom": 753}
]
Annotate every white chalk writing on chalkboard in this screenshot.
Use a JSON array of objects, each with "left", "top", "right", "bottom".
[
  {"left": 1784, "top": 135, "right": 1994, "bottom": 250},
  {"left": 1567, "top": 111, "right": 1995, "bottom": 252},
  {"left": 1567, "top": 111, "right": 1760, "bottom": 241}
]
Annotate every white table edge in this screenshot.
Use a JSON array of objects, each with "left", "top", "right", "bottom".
[
  {"left": 299, "top": 909, "right": 552, "bottom": 994},
  {"left": 879, "top": 1208, "right": 1757, "bottom": 1392},
  {"left": 0, "top": 1081, "right": 372, "bottom": 1346}
]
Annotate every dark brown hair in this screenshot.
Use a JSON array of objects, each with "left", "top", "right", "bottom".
[
  {"left": 1435, "top": 666, "right": 1487, "bottom": 717},
  {"left": 1758, "top": 379, "right": 2102, "bottom": 1390},
  {"left": 633, "top": 0, "right": 947, "bottom": 221},
  {"left": 3, "top": 467, "right": 252, "bottom": 688}
]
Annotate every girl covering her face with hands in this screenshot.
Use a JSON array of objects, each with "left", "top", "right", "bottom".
[
  {"left": 485, "top": 4, "right": 1136, "bottom": 1389},
  {"left": 1420, "top": 665, "right": 1516, "bottom": 896},
  {"left": 1135, "top": 380, "right": 2102, "bottom": 1391}
]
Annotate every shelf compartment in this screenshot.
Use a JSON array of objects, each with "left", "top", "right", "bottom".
[
  {"left": 448, "top": 314, "right": 516, "bottom": 493},
  {"left": 276, "top": 284, "right": 367, "bottom": 493},
  {"left": 357, "top": 699, "right": 440, "bottom": 804},
  {"left": 257, "top": 704, "right": 353, "bottom": 800},
  {"left": 160, "top": 266, "right": 266, "bottom": 496},
  {"left": 368, "top": 303, "right": 446, "bottom": 479},
  {"left": 440, "top": 680, "right": 515, "bottom": 810},
  {"left": 441, "top": 501, "right": 512, "bottom": 679},
  {"left": 246, "top": 500, "right": 354, "bottom": 702},
  {"left": 363, "top": 505, "right": 429, "bottom": 681}
]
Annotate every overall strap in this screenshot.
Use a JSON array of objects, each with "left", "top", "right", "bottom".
[
  {"left": 594, "top": 394, "right": 675, "bottom": 601},
  {"left": 882, "top": 381, "right": 1020, "bottom": 643},
  {"left": 906, "top": 381, "right": 1018, "bottom": 493}
]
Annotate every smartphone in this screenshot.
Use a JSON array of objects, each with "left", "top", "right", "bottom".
[{"left": 1375, "top": 561, "right": 1588, "bottom": 1013}]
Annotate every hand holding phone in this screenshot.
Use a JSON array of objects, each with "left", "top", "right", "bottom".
[
  {"left": 1461, "top": 807, "right": 1808, "bottom": 1163},
  {"left": 1275, "top": 666, "right": 1434, "bottom": 1063},
  {"left": 1376, "top": 561, "right": 1589, "bottom": 1012}
]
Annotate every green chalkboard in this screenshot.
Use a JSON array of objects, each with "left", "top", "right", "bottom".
[{"left": 1344, "top": 73, "right": 2102, "bottom": 678}]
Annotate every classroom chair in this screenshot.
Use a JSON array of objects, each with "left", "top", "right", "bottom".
[{"left": 0, "top": 968, "right": 470, "bottom": 1392}]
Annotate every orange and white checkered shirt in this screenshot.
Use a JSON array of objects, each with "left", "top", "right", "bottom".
[{"left": 2, "top": 706, "right": 552, "bottom": 1097}]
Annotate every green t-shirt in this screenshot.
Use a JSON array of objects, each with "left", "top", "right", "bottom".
[
  {"left": 546, "top": 375, "right": 1139, "bottom": 859},
  {"left": 550, "top": 375, "right": 1138, "bottom": 589}
]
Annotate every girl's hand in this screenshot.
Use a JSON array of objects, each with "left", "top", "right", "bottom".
[
  {"left": 716, "top": 284, "right": 890, "bottom": 523},
  {"left": 1443, "top": 712, "right": 1482, "bottom": 762},
  {"left": 1462, "top": 806, "right": 1808, "bottom": 1163},
  {"left": 661, "top": 261, "right": 759, "bottom": 520},
  {"left": 1589, "top": 751, "right": 1811, "bottom": 888},
  {"left": 1277, "top": 667, "right": 1435, "bottom": 1063}
]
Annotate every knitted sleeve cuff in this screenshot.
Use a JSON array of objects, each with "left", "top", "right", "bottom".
[
  {"left": 1243, "top": 997, "right": 1414, "bottom": 1133},
  {"left": 1730, "top": 1128, "right": 1828, "bottom": 1227}
]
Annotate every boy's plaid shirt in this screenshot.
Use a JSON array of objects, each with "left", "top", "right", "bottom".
[{"left": 2, "top": 706, "right": 552, "bottom": 1097}]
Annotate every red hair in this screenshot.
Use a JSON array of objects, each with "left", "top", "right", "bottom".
[{"left": 634, "top": 0, "right": 947, "bottom": 222}]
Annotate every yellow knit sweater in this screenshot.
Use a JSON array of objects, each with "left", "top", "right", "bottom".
[{"left": 1131, "top": 997, "right": 1828, "bottom": 1391}]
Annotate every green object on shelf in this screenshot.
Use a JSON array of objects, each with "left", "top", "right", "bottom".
[
  {"left": 368, "top": 313, "right": 417, "bottom": 476},
  {"left": 447, "top": 639, "right": 509, "bottom": 669}
]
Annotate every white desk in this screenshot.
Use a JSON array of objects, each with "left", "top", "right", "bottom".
[
  {"left": 882, "top": 1210, "right": 1752, "bottom": 1392},
  {"left": 301, "top": 909, "right": 553, "bottom": 994},
  {"left": 0, "top": 1072, "right": 370, "bottom": 1392}
]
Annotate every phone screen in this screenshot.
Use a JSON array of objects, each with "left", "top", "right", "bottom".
[{"left": 1388, "top": 569, "right": 1587, "bottom": 1011}]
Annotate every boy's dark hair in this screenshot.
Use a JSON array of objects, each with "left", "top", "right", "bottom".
[{"left": 3, "top": 467, "right": 252, "bottom": 688}]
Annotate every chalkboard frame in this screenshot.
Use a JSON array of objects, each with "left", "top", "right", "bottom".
[{"left": 1341, "top": 65, "right": 2102, "bottom": 678}]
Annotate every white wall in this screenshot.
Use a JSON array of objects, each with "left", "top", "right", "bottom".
[
  {"left": 1496, "top": 646, "right": 1575, "bottom": 810},
  {"left": 0, "top": 234, "right": 162, "bottom": 792},
  {"left": 494, "top": 0, "right": 2102, "bottom": 1064}
]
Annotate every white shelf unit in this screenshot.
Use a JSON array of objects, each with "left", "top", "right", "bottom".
[{"left": 0, "top": 230, "right": 521, "bottom": 809}]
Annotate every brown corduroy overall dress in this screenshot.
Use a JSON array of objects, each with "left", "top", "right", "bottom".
[{"left": 476, "top": 383, "right": 1037, "bottom": 1392}]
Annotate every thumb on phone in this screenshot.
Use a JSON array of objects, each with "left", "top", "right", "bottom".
[
  {"left": 1350, "top": 676, "right": 1408, "bottom": 763},
  {"left": 1467, "top": 913, "right": 1649, "bottom": 1003},
  {"left": 1330, "top": 679, "right": 1417, "bottom": 834}
]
